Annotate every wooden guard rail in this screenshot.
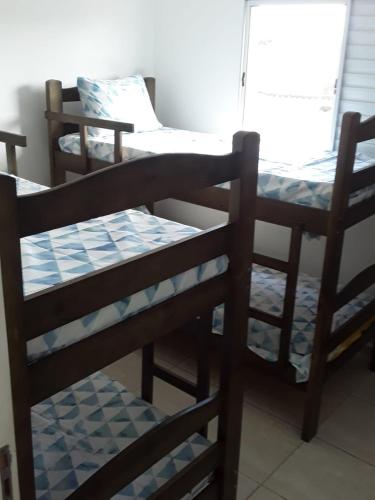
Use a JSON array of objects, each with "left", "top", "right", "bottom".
[
  {"left": 68, "top": 395, "right": 221, "bottom": 500},
  {"left": 0, "top": 131, "right": 27, "bottom": 176}
]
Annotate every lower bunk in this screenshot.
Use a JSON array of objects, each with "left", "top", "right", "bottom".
[{"left": 33, "top": 371, "right": 211, "bottom": 499}]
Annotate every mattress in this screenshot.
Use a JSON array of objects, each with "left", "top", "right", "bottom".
[
  {"left": 213, "top": 265, "right": 374, "bottom": 382},
  {"left": 58, "top": 128, "right": 375, "bottom": 210},
  {"left": 32, "top": 371, "right": 211, "bottom": 499},
  {"left": 13, "top": 174, "right": 227, "bottom": 363}
]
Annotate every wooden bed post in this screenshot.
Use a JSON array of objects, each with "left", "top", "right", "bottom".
[
  {"left": 302, "top": 112, "right": 361, "bottom": 442},
  {"left": 46, "top": 79, "right": 65, "bottom": 186},
  {"left": 217, "top": 132, "right": 259, "bottom": 499},
  {"left": 0, "top": 176, "right": 36, "bottom": 500}
]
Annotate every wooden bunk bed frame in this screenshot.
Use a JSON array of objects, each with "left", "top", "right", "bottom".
[
  {"left": 145, "top": 111, "right": 375, "bottom": 442},
  {"left": 45, "top": 79, "right": 375, "bottom": 440},
  {"left": 0, "top": 131, "right": 259, "bottom": 499}
]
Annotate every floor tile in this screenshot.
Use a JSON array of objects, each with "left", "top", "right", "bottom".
[
  {"left": 319, "top": 396, "right": 375, "bottom": 465},
  {"left": 250, "top": 486, "right": 284, "bottom": 500},
  {"left": 103, "top": 351, "right": 142, "bottom": 394},
  {"left": 243, "top": 367, "right": 347, "bottom": 429},
  {"left": 265, "top": 439, "right": 375, "bottom": 500},
  {"left": 238, "top": 403, "right": 301, "bottom": 483},
  {"left": 236, "top": 474, "right": 258, "bottom": 499},
  {"left": 327, "top": 345, "right": 375, "bottom": 403}
]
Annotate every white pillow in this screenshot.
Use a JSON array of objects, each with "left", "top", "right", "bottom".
[{"left": 77, "top": 75, "right": 162, "bottom": 135}]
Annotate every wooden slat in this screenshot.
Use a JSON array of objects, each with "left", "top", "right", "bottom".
[
  {"left": 345, "top": 195, "right": 375, "bottom": 227},
  {"left": 253, "top": 253, "right": 288, "bottom": 273},
  {"left": 357, "top": 115, "right": 375, "bottom": 142},
  {"left": 351, "top": 164, "right": 375, "bottom": 191},
  {"left": 0, "top": 131, "right": 27, "bottom": 148},
  {"left": 29, "top": 275, "right": 227, "bottom": 405},
  {"left": 176, "top": 189, "right": 328, "bottom": 234},
  {"left": 61, "top": 86, "right": 80, "bottom": 102},
  {"left": 68, "top": 395, "right": 221, "bottom": 500},
  {"left": 248, "top": 307, "right": 283, "bottom": 328},
  {"left": 45, "top": 110, "right": 134, "bottom": 133},
  {"left": 335, "top": 265, "right": 375, "bottom": 310},
  {"left": 153, "top": 364, "right": 197, "bottom": 397},
  {"left": 54, "top": 149, "right": 110, "bottom": 175},
  {"left": 278, "top": 225, "right": 303, "bottom": 367},
  {"left": 328, "top": 298, "right": 375, "bottom": 351},
  {"left": 19, "top": 154, "right": 239, "bottom": 237},
  {"left": 24, "top": 225, "right": 230, "bottom": 340},
  {"left": 148, "top": 444, "right": 220, "bottom": 500},
  {"left": 194, "top": 481, "right": 219, "bottom": 500}
]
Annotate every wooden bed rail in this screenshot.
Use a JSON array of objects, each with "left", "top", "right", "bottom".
[
  {"left": 29, "top": 275, "right": 228, "bottom": 405},
  {"left": 335, "top": 265, "right": 375, "bottom": 311},
  {"left": 0, "top": 131, "right": 27, "bottom": 176},
  {"left": 68, "top": 395, "right": 221, "bottom": 500},
  {"left": 18, "top": 152, "right": 240, "bottom": 237},
  {"left": 356, "top": 115, "right": 375, "bottom": 143},
  {"left": 350, "top": 163, "right": 375, "bottom": 192},
  {"left": 24, "top": 225, "right": 231, "bottom": 341}
]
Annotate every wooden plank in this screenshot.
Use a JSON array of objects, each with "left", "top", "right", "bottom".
[
  {"left": 19, "top": 154, "right": 239, "bottom": 237},
  {"left": 24, "top": 224, "right": 230, "bottom": 340},
  {"left": 328, "top": 298, "right": 375, "bottom": 351},
  {"left": 345, "top": 195, "right": 375, "bottom": 228},
  {"left": 153, "top": 364, "right": 197, "bottom": 397},
  {"left": 253, "top": 253, "right": 289, "bottom": 273},
  {"left": 29, "top": 275, "right": 227, "bottom": 405},
  {"left": 248, "top": 307, "right": 283, "bottom": 329},
  {"left": 176, "top": 191, "right": 328, "bottom": 235},
  {"left": 278, "top": 226, "right": 303, "bottom": 367},
  {"left": 148, "top": 444, "right": 221, "bottom": 500},
  {"left": 45, "top": 110, "right": 134, "bottom": 133},
  {"left": 0, "top": 131, "right": 27, "bottom": 148},
  {"left": 335, "top": 265, "right": 375, "bottom": 310},
  {"left": 357, "top": 115, "right": 375, "bottom": 142},
  {"left": 350, "top": 165, "right": 375, "bottom": 191},
  {"left": 194, "top": 482, "right": 219, "bottom": 500},
  {"left": 68, "top": 396, "right": 221, "bottom": 500}
]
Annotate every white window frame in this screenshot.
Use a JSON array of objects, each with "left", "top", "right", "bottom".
[{"left": 239, "top": 0, "right": 352, "bottom": 150}]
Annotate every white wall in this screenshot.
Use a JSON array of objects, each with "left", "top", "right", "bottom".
[
  {"left": 0, "top": 2, "right": 155, "bottom": 497},
  {"left": 154, "top": 0, "right": 375, "bottom": 286},
  {"left": 0, "top": 0, "right": 155, "bottom": 185}
]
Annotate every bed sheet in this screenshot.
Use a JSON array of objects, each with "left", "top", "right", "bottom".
[
  {"left": 59, "top": 128, "right": 375, "bottom": 210},
  {"left": 33, "top": 371, "right": 211, "bottom": 499},
  {"left": 213, "top": 264, "right": 373, "bottom": 382}
]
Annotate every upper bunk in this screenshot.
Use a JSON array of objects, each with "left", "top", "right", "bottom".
[{"left": 46, "top": 77, "right": 375, "bottom": 235}]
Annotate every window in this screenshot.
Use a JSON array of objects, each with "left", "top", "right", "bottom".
[{"left": 241, "top": 0, "right": 348, "bottom": 159}]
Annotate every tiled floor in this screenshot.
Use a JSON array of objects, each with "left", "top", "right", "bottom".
[{"left": 104, "top": 333, "right": 375, "bottom": 499}]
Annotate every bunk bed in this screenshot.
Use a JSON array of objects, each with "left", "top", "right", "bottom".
[
  {"left": 0, "top": 130, "right": 259, "bottom": 499},
  {"left": 45, "top": 77, "right": 375, "bottom": 440}
]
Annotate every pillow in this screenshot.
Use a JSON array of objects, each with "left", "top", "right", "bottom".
[{"left": 77, "top": 75, "right": 162, "bottom": 135}]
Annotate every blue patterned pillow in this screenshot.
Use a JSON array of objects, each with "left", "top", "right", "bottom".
[{"left": 77, "top": 75, "right": 162, "bottom": 136}]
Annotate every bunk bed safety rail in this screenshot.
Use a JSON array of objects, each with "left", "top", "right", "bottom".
[{"left": 0, "top": 131, "right": 27, "bottom": 176}]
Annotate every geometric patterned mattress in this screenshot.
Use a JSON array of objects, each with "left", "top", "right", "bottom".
[
  {"left": 213, "top": 265, "right": 373, "bottom": 382},
  {"left": 59, "top": 128, "right": 375, "bottom": 210},
  {"left": 13, "top": 175, "right": 228, "bottom": 363},
  {"left": 32, "top": 372, "right": 211, "bottom": 499}
]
